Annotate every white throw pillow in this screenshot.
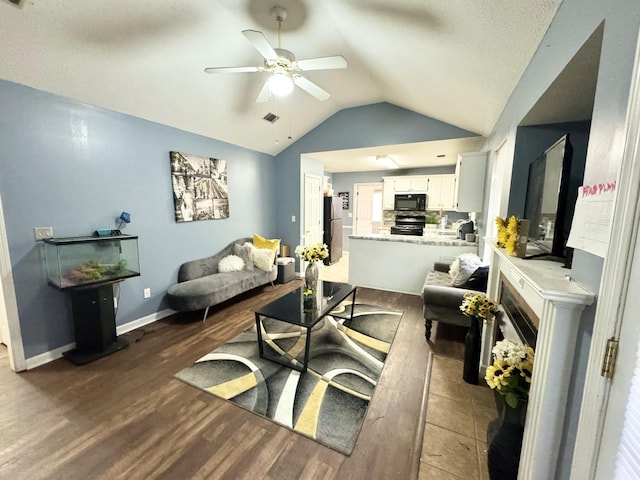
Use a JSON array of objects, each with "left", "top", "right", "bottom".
[
  {"left": 218, "top": 255, "right": 245, "bottom": 273},
  {"left": 253, "top": 247, "right": 275, "bottom": 272},
  {"left": 450, "top": 253, "right": 485, "bottom": 286}
]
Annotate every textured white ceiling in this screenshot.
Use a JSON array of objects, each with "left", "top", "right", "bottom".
[{"left": 0, "top": 0, "right": 561, "bottom": 167}]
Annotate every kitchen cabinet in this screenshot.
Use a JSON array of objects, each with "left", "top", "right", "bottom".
[
  {"left": 382, "top": 177, "right": 396, "bottom": 209},
  {"left": 384, "top": 174, "right": 455, "bottom": 210},
  {"left": 427, "top": 174, "right": 456, "bottom": 210},
  {"left": 455, "top": 152, "right": 487, "bottom": 212},
  {"left": 393, "top": 175, "right": 428, "bottom": 193}
]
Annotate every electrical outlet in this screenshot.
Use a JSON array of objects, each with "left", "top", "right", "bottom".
[
  {"left": 143, "top": 288, "right": 151, "bottom": 299},
  {"left": 34, "top": 226, "right": 53, "bottom": 240},
  {"left": 291, "top": 215, "right": 296, "bottom": 222}
]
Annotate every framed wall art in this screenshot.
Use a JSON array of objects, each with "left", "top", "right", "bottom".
[
  {"left": 338, "top": 191, "right": 350, "bottom": 209},
  {"left": 170, "top": 151, "right": 229, "bottom": 222}
]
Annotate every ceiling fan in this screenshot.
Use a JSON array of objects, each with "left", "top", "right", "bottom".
[{"left": 204, "top": 6, "right": 347, "bottom": 102}]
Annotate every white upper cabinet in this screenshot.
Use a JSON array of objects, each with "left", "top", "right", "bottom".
[
  {"left": 393, "top": 176, "right": 428, "bottom": 193},
  {"left": 455, "top": 152, "right": 487, "bottom": 212},
  {"left": 427, "top": 174, "right": 456, "bottom": 210},
  {"left": 382, "top": 175, "right": 429, "bottom": 209},
  {"left": 382, "top": 177, "right": 396, "bottom": 210}
]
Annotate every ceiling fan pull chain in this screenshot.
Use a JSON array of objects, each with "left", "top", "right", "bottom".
[
  {"left": 288, "top": 94, "right": 292, "bottom": 140},
  {"left": 275, "top": 97, "right": 279, "bottom": 145}
]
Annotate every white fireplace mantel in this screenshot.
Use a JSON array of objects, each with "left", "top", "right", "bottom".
[{"left": 481, "top": 244, "right": 595, "bottom": 480}]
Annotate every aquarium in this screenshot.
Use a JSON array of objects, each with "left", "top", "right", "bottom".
[{"left": 44, "top": 235, "right": 140, "bottom": 289}]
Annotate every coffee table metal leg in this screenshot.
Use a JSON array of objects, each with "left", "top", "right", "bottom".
[
  {"left": 348, "top": 288, "right": 357, "bottom": 320},
  {"left": 302, "top": 325, "right": 312, "bottom": 373},
  {"left": 255, "top": 313, "right": 265, "bottom": 358}
]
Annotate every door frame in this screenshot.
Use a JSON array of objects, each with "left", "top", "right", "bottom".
[
  {"left": 353, "top": 182, "right": 383, "bottom": 236},
  {"left": 571, "top": 26, "right": 640, "bottom": 478},
  {"left": 302, "top": 172, "right": 323, "bottom": 246},
  {"left": 0, "top": 194, "right": 26, "bottom": 372}
]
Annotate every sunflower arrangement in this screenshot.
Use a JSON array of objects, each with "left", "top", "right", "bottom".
[
  {"left": 459, "top": 292, "right": 498, "bottom": 320},
  {"left": 485, "top": 339, "right": 535, "bottom": 408},
  {"left": 495, "top": 215, "right": 521, "bottom": 255},
  {"left": 295, "top": 243, "right": 329, "bottom": 263}
]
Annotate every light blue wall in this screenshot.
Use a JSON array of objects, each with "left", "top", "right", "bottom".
[
  {"left": 482, "top": 2, "right": 640, "bottom": 477},
  {"left": 508, "top": 120, "right": 591, "bottom": 216},
  {"left": 0, "top": 79, "right": 276, "bottom": 359},
  {"left": 274, "top": 102, "right": 479, "bottom": 258}
]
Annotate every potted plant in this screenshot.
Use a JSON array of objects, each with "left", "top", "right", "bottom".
[
  {"left": 459, "top": 292, "right": 498, "bottom": 384},
  {"left": 485, "top": 339, "right": 535, "bottom": 480},
  {"left": 295, "top": 243, "right": 329, "bottom": 291}
]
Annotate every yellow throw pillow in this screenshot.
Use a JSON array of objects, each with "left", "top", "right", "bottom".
[{"left": 253, "top": 233, "right": 280, "bottom": 254}]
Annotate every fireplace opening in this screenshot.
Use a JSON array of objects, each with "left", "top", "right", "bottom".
[{"left": 498, "top": 277, "right": 538, "bottom": 349}]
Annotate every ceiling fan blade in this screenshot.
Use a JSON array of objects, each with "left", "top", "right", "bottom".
[
  {"left": 293, "top": 75, "right": 331, "bottom": 101},
  {"left": 242, "top": 29, "right": 278, "bottom": 62},
  {"left": 295, "top": 55, "right": 348, "bottom": 71},
  {"left": 204, "top": 66, "right": 261, "bottom": 74},
  {"left": 255, "top": 80, "right": 272, "bottom": 103}
]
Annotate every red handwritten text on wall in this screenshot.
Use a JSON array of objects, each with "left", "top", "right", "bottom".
[{"left": 581, "top": 182, "right": 616, "bottom": 197}]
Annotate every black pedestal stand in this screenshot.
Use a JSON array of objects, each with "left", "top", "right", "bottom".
[
  {"left": 63, "top": 282, "right": 129, "bottom": 365},
  {"left": 463, "top": 316, "right": 481, "bottom": 384}
]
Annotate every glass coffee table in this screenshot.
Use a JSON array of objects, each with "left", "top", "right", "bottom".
[{"left": 254, "top": 281, "right": 357, "bottom": 373}]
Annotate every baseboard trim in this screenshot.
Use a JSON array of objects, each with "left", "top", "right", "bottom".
[
  {"left": 115, "top": 308, "right": 176, "bottom": 336},
  {"left": 24, "top": 308, "right": 177, "bottom": 370}
]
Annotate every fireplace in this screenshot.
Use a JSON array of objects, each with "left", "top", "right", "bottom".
[
  {"left": 481, "top": 244, "right": 594, "bottom": 479},
  {"left": 498, "top": 275, "right": 539, "bottom": 349}
]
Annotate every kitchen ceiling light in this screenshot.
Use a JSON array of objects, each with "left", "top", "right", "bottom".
[
  {"left": 269, "top": 69, "right": 294, "bottom": 97},
  {"left": 376, "top": 155, "right": 399, "bottom": 169}
]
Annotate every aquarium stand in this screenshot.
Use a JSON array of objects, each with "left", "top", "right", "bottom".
[{"left": 62, "top": 282, "right": 128, "bottom": 365}]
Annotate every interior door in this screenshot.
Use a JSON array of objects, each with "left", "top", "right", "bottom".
[
  {"left": 572, "top": 29, "right": 640, "bottom": 478},
  {"left": 354, "top": 183, "right": 382, "bottom": 235},
  {"left": 303, "top": 174, "right": 322, "bottom": 247}
]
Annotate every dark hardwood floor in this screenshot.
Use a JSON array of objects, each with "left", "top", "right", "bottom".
[{"left": 0, "top": 281, "right": 437, "bottom": 480}]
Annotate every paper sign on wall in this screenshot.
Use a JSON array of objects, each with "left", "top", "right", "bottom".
[{"left": 567, "top": 183, "right": 616, "bottom": 258}]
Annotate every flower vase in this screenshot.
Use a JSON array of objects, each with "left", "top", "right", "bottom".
[
  {"left": 487, "top": 398, "right": 526, "bottom": 480},
  {"left": 514, "top": 219, "right": 530, "bottom": 258},
  {"left": 305, "top": 261, "right": 319, "bottom": 291},
  {"left": 463, "top": 316, "right": 481, "bottom": 384}
]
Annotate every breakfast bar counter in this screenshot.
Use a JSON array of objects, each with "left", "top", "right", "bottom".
[{"left": 348, "top": 233, "right": 478, "bottom": 294}]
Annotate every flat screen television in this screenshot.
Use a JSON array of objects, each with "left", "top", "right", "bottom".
[{"left": 523, "top": 134, "right": 574, "bottom": 260}]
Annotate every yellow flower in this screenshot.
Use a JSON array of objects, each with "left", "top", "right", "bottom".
[
  {"left": 485, "top": 360, "right": 513, "bottom": 389},
  {"left": 519, "top": 359, "right": 534, "bottom": 383},
  {"left": 507, "top": 215, "right": 519, "bottom": 234}
]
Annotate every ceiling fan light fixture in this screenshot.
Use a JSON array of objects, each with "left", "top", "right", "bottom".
[
  {"left": 268, "top": 70, "right": 294, "bottom": 97},
  {"left": 376, "top": 155, "right": 399, "bottom": 169}
]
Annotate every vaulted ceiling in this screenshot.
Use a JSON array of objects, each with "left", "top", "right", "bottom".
[{"left": 0, "top": 0, "right": 563, "bottom": 169}]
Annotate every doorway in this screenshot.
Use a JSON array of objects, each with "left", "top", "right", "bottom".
[
  {"left": 353, "top": 182, "right": 383, "bottom": 235},
  {"left": 303, "top": 173, "right": 323, "bottom": 247}
]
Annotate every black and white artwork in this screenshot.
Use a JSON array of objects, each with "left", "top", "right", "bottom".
[
  {"left": 170, "top": 151, "right": 229, "bottom": 222},
  {"left": 339, "top": 191, "right": 350, "bottom": 209}
]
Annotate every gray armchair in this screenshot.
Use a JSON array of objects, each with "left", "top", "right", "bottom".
[{"left": 422, "top": 261, "right": 487, "bottom": 341}]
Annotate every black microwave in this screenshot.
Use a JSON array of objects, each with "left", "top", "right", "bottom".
[{"left": 394, "top": 193, "right": 426, "bottom": 211}]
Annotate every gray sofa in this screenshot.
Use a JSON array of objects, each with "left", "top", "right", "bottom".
[
  {"left": 422, "top": 261, "right": 487, "bottom": 341},
  {"left": 166, "top": 237, "right": 277, "bottom": 321}
]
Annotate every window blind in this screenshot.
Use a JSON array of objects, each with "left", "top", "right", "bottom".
[{"left": 614, "top": 337, "right": 640, "bottom": 478}]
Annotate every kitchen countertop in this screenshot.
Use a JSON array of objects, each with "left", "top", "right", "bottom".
[{"left": 349, "top": 232, "right": 477, "bottom": 247}]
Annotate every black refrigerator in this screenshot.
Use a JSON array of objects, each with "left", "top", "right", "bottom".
[{"left": 323, "top": 196, "right": 343, "bottom": 265}]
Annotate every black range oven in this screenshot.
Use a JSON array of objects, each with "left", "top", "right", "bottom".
[{"left": 391, "top": 214, "right": 426, "bottom": 236}]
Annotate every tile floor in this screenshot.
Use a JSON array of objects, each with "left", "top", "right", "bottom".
[{"left": 319, "top": 252, "right": 497, "bottom": 480}]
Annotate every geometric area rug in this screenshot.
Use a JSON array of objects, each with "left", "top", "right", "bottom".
[{"left": 175, "top": 302, "right": 403, "bottom": 455}]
